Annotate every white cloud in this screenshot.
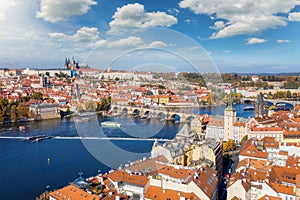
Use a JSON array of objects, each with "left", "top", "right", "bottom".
[
  {"left": 288, "top": 12, "right": 300, "bottom": 21},
  {"left": 49, "top": 27, "right": 101, "bottom": 44},
  {"left": 36, "top": 0, "right": 97, "bottom": 23},
  {"left": 48, "top": 27, "right": 104, "bottom": 51},
  {"left": 102, "top": 36, "right": 144, "bottom": 48},
  {"left": 108, "top": 3, "right": 177, "bottom": 34},
  {"left": 184, "top": 19, "right": 191, "bottom": 24},
  {"left": 210, "top": 21, "right": 225, "bottom": 30},
  {"left": 246, "top": 38, "right": 267, "bottom": 45},
  {"left": 277, "top": 39, "right": 291, "bottom": 43},
  {"left": 49, "top": 27, "right": 146, "bottom": 50},
  {"left": 0, "top": 0, "right": 18, "bottom": 21},
  {"left": 179, "top": 0, "right": 300, "bottom": 38},
  {"left": 167, "top": 8, "right": 180, "bottom": 15},
  {"left": 0, "top": 12, "right": 5, "bottom": 20},
  {"left": 147, "top": 41, "right": 168, "bottom": 48}
]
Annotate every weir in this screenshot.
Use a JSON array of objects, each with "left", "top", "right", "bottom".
[{"left": 0, "top": 136, "right": 171, "bottom": 142}]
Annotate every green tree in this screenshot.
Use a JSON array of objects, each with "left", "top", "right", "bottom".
[
  {"left": 10, "top": 105, "right": 17, "bottom": 122},
  {"left": 100, "top": 98, "right": 108, "bottom": 110},
  {"left": 32, "top": 92, "right": 43, "bottom": 100},
  {"left": 206, "top": 93, "right": 213, "bottom": 105},
  {"left": 0, "top": 98, "right": 8, "bottom": 120},
  {"left": 0, "top": 98, "right": 8, "bottom": 112},
  {"left": 16, "top": 103, "right": 27, "bottom": 119},
  {"left": 287, "top": 90, "right": 292, "bottom": 98},
  {"left": 240, "top": 135, "right": 248, "bottom": 145},
  {"left": 223, "top": 139, "right": 236, "bottom": 152},
  {"left": 84, "top": 101, "right": 96, "bottom": 112},
  {"left": 76, "top": 103, "right": 84, "bottom": 112},
  {"left": 107, "top": 96, "right": 112, "bottom": 104},
  {"left": 0, "top": 110, "right": 5, "bottom": 123}
]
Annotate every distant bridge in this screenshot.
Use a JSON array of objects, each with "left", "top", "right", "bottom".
[
  {"left": 110, "top": 105, "right": 198, "bottom": 123},
  {"left": 242, "top": 98, "right": 299, "bottom": 106}
]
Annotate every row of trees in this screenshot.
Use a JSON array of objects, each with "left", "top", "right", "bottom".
[
  {"left": 76, "top": 97, "right": 112, "bottom": 112},
  {"left": 264, "top": 91, "right": 300, "bottom": 100},
  {"left": 181, "top": 72, "right": 300, "bottom": 89},
  {"left": 0, "top": 98, "right": 33, "bottom": 123},
  {"left": 0, "top": 91, "right": 45, "bottom": 123}
]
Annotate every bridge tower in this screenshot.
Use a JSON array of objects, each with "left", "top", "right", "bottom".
[{"left": 254, "top": 92, "right": 268, "bottom": 118}]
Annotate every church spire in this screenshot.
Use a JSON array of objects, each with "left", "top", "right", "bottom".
[{"left": 226, "top": 90, "right": 236, "bottom": 111}]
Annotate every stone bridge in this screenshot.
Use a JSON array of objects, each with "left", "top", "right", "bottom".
[
  {"left": 110, "top": 105, "right": 198, "bottom": 123},
  {"left": 242, "top": 98, "right": 299, "bottom": 106}
]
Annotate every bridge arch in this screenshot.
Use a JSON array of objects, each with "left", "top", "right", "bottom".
[
  {"left": 122, "top": 107, "right": 128, "bottom": 115},
  {"left": 265, "top": 101, "right": 274, "bottom": 106},
  {"left": 244, "top": 99, "right": 255, "bottom": 104},
  {"left": 171, "top": 114, "right": 181, "bottom": 123},
  {"left": 133, "top": 109, "right": 140, "bottom": 116},
  {"left": 112, "top": 106, "right": 118, "bottom": 113},
  {"left": 157, "top": 112, "right": 166, "bottom": 120},
  {"left": 143, "top": 110, "right": 151, "bottom": 115}
]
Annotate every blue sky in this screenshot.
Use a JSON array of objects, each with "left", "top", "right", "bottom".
[{"left": 0, "top": 0, "right": 300, "bottom": 73}]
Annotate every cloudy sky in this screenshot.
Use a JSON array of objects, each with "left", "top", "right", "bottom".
[{"left": 0, "top": 0, "right": 300, "bottom": 73}]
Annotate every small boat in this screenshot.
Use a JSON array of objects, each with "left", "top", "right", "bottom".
[
  {"left": 243, "top": 105, "right": 255, "bottom": 111},
  {"left": 276, "top": 103, "right": 286, "bottom": 107},
  {"left": 19, "top": 126, "right": 26, "bottom": 131},
  {"left": 32, "top": 135, "right": 53, "bottom": 142},
  {"left": 101, "top": 121, "right": 121, "bottom": 128}
]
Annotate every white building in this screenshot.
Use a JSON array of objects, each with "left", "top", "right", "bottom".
[{"left": 206, "top": 117, "right": 224, "bottom": 141}]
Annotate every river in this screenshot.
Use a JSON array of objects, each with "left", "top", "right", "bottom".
[{"left": 0, "top": 103, "right": 291, "bottom": 200}]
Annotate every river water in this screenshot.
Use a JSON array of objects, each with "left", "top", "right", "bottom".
[{"left": 0, "top": 103, "right": 291, "bottom": 200}]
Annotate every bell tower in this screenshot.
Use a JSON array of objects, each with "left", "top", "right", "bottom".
[{"left": 224, "top": 92, "right": 236, "bottom": 141}]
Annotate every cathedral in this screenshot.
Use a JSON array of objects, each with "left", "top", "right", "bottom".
[{"left": 64, "top": 57, "right": 79, "bottom": 70}]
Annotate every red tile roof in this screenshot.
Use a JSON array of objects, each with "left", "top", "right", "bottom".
[
  {"left": 107, "top": 170, "right": 148, "bottom": 187},
  {"left": 49, "top": 185, "right": 100, "bottom": 200},
  {"left": 145, "top": 186, "right": 200, "bottom": 200}
]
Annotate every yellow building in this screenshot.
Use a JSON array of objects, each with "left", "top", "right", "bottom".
[{"left": 153, "top": 95, "right": 169, "bottom": 105}]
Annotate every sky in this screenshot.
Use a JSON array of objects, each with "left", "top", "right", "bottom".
[{"left": 0, "top": 0, "right": 300, "bottom": 73}]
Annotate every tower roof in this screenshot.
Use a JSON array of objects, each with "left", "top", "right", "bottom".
[{"left": 226, "top": 92, "right": 236, "bottom": 111}]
